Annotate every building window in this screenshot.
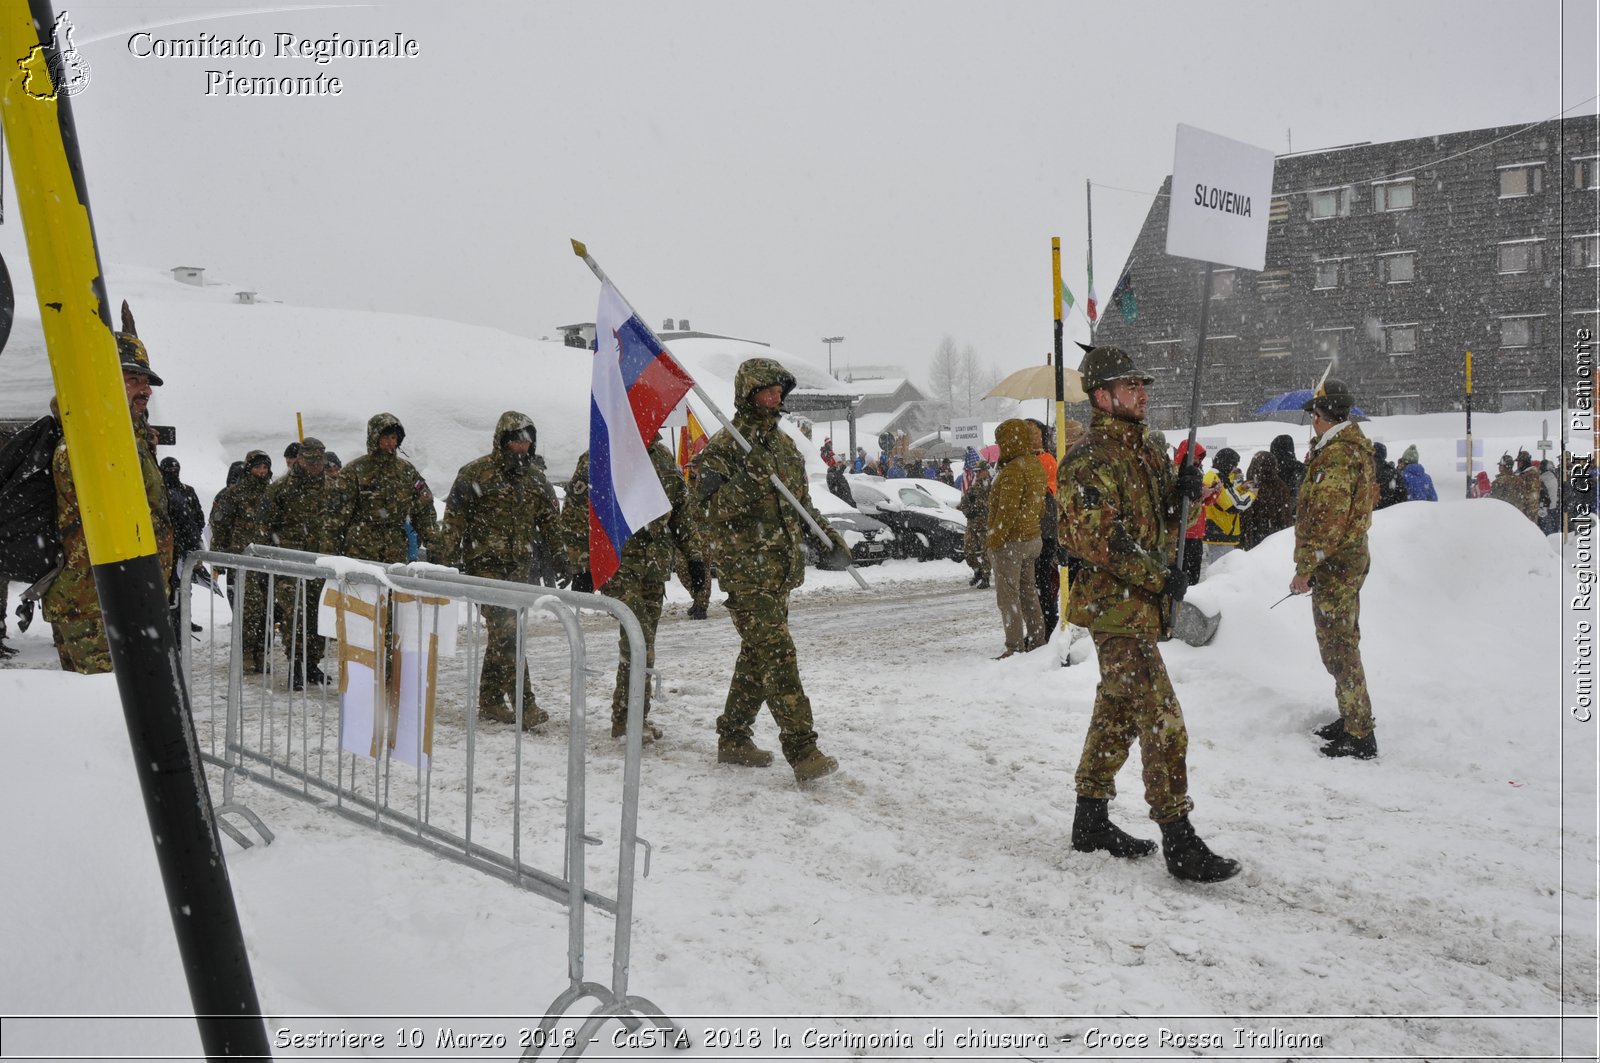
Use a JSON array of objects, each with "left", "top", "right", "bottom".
[
  {"left": 1500, "top": 390, "right": 1547, "bottom": 411},
  {"left": 1573, "top": 235, "right": 1600, "bottom": 268},
  {"left": 1498, "top": 239, "right": 1544, "bottom": 274},
  {"left": 1384, "top": 324, "right": 1418, "bottom": 356},
  {"left": 1372, "top": 179, "right": 1415, "bottom": 212},
  {"left": 1144, "top": 339, "right": 1185, "bottom": 365},
  {"left": 1378, "top": 251, "right": 1416, "bottom": 284},
  {"left": 1499, "top": 316, "right": 1543, "bottom": 348},
  {"left": 1210, "top": 269, "right": 1236, "bottom": 299},
  {"left": 1498, "top": 163, "right": 1545, "bottom": 198},
  {"left": 1308, "top": 186, "right": 1350, "bottom": 219},
  {"left": 1148, "top": 406, "right": 1184, "bottom": 432},
  {"left": 1258, "top": 338, "right": 1292, "bottom": 359},
  {"left": 1201, "top": 402, "right": 1241, "bottom": 423},
  {"left": 1313, "top": 327, "right": 1351, "bottom": 367},
  {"left": 1269, "top": 197, "right": 1290, "bottom": 223},
  {"left": 1378, "top": 395, "right": 1422, "bottom": 416},
  {"left": 1313, "top": 257, "right": 1349, "bottom": 290},
  {"left": 1575, "top": 157, "right": 1600, "bottom": 190}
]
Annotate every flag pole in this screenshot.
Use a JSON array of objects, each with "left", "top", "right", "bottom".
[
  {"left": 1051, "top": 238, "right": 1069, "bottom": 643},
  {"left": 572, "top": 240, "right": 869, "bottom": 591},
  {"left": 1464, "top": 350, "right": 1475, "bottom": 499},
  {"left": 1172, "top": 261, "right": 1216, "bottom": 630}
]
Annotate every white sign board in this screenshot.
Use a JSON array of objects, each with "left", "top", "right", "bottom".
[
  {"left": 1164, "top": 123, "right": 1276, "bottom": 272},
  {"left": 950, "top": 418, "right": 984, "bottom": 448}
]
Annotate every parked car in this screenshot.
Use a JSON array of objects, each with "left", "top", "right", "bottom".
[
  {"left": 847, "top": 476, "right": 966, "bottom": 562},
  {"left": 807, "top": 484, "right": 894, "bottom": 568}
]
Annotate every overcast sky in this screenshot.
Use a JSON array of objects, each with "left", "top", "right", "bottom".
[{"left": 4, "top": 0, "right": 1595, "bottom": 385}]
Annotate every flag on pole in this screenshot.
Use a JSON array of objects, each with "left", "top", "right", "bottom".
[
  {"left": 1085, "top": 254, "right": 1098, "bottom": 324},
  {"left": 1108, "top": 269, "right": 1137, "bottom": 324},
  {"left": 678, "top": 406, "right": 708, "bottom": 479},
  {"left": 589, "top": 280, "right": 696, "bottom": 588},
  {"left": 1059, "top": 278, "right": 1076, "bottom": 313},
  {"left": 961, "top": 445, "right": 981, "bottom": 491}
]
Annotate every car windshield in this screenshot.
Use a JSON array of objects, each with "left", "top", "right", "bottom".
[
  {"left": 899, "top": 489, "right": 939, "bottom": 508},
  {"left": 852, "top": 483, "right": 889, "bottom": 506}
]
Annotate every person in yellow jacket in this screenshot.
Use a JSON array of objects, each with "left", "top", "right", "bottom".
[
  {"left": 984, "top": 419, "right": 1047, "bottom": 658},
  {"left": 1202, "top": 447, "right": 1255, "bottom": 564}
]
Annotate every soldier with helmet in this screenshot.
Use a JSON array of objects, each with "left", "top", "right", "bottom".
[
  {"left": 440, "top": 411, "right": 562, "bottom": 729},
  {"left": 260, "top": 436, "right": 343, "bottom": 689},
  {"left": 42, "top": 327, "right": 174, "bottom": 674},
  {"left": 1291, "top": 379, "right": 1380, "bottom": 759},
  {"left": 1056, "top": 345, "right": 1240, "bottom": 883},
  {"left": 694, "top": 357, "right": 848, "bottom": 784},
  {"left": 336, "top": 413, "right": 440, "bottom": 563},
  {"left": 210, "top": 449, "right": 274, "bottom": 672}
]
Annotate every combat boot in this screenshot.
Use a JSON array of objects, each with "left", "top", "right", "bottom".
[
  {"left": 1159, "top": 817, "right": 1241, "bottom": 883},
  {"left": 612, "top": 718, "right": 661, "bottom": 744},
  {"left": 687, "top": 603, "right": 708, "bottom": 620},
  {"left": 0, "top": 638, "right": 16, "bottom": 659},
  {"left": 478, "top": 701, "right": 516, "bottom": 726},
  {"left": 792, "top": 748, "right": 839, "bottom": 783},
  {"left": 1071, "top": 796, "right": 1157, "bottom": 859},
  {"left": 717, "top": 736, "right": 774, "bottom": 767},
  {"left": 976, "top": 576, "right": 990, "bottom": 590},
  {"left": 518, "top": 704, "right": 551, "bottom": 731},
  {"left": 305, "top": 663, "right": 328, "bottom": 686},
  {"left": 1313, "top": 717, "right": 1345, "bottom": 740},
  {"left": 968, "top": 571, "right": 981, "bottom": 586},
  {"left": 1320, "top": 729, "right": 1376, "bottom": 760}
]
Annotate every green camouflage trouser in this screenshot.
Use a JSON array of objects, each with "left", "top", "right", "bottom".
[
  {"left": 51, "top": 614, "right": 112, "bottom": 675},
  {"left": 964, "top": 524, "right": 989, "bottom": 578},
  {"left": 1311, "top": 550, "right": 1373, "bottom": 737},
  {"left": 608, "top": 571, "right": 665, "bottom": 725},
  {"left": 716, "top": 585, "right": 818, "bottom": 764},
  {"left": 273, "top": 576, "right": 326, "bottom": 678},
  {"left": 230, "top": 571, "right": 270, "bottom": 667},
  {"left": 1075, "top": 633, "right": 1195, "bottom": 824},
  {"left": 480, "top": 603, "right": 538, "bottom": 711}
]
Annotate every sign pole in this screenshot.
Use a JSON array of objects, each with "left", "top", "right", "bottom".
[
  {"left": 1052, "top": 238, "right": 1068, "bottom": 638},
  {"left": 1465, "top": 350, "right": 1474, "bottom": 498}
]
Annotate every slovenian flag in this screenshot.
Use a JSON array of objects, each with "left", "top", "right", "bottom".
[{"left": 588, "top": 281, "right": 696, "bottom": 589}]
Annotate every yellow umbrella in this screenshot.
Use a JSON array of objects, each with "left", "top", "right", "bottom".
[{"left": 985, "top": 363, "right": 1087, "bottom": 404}]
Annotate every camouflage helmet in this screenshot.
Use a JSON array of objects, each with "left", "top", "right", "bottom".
[
  {"left": 1302, "top": 378, "right": 1356, "bottom": 418},
  {"left": 116, "top": 332, "right": 164, "bottom": 386},
  {"left": 733, "top": 357, "right": 798, "bottom": 410},
  {"left": 1079, "top": 345, "right": 1153, "bottom": 392}
]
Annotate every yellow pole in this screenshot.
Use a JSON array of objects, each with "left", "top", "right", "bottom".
[
  {"left": 1464, "top": 350, "right": 1474, "bottom": 498},
  {"left": 296, "top": 411, "right": 304, "bottom": 442},
  {"left": 1052, "top": 238, "right": 1068, "bottom": 636}
]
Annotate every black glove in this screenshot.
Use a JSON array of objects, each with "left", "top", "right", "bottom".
[
  {"left": 687, "top": 560, "right": 708, "bottom": 596},
  {"left": 1162, "top": 565, "right": 1189, "bottom": 602},
  {"left": 570, "top": 570, "right": 594, "bottom": 594},
  {"left": 1175, "top": 462, "right": 1204, "bottom": 504}
]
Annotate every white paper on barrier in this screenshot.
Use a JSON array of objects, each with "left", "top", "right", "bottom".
[{"left": 340, "top": 661, "right": 378, "bottom": 760}]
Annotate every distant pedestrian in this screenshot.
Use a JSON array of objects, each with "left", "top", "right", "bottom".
[
  {"left": 958, "top": 463, "right": 992, "bottom": 589},
  {"left": 1202, "top": 447, "right": 1255, "bottom": 563},
  {"left": 1373, "top": 442, "right": 1405, "bottom": 508},
  {"left": 1240, "top": 451, "right": 1293, "bottom": 550},
  {"left": 1395, "top": 445, "right": 1436, "bottom": 502},
  {"left": 985, "top": 419, "right": 1046, "bottom": 658},
  {"left": 1271, "top": 433, "right": 1305, "bottom": 498}
]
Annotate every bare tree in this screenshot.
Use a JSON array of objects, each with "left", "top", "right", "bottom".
[{"left": 928, "top": 336, "right": 961, "bottom": 421}]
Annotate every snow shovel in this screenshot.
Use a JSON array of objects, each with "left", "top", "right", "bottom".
[{"left": 1171, "top": 600, "right": 1221, "bottom": 647}]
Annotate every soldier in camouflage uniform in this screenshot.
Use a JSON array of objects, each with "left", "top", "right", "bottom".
[
  {"left": 260, "top": 437, "right": 343, "bottom": 688},
  {"left": 335, "top": 413, "right": 439, "bottom": 563},
  {"left": 696, "top": 357, "right": 848, "bottom": 783},
  {"left": 440, "top": 412, "right": 561, "bottom": 729},
  {"left": 1291, "top": 380, "right": 1380, "bottom": 760},
  {"left": 1057, "top": 346, "right": 1239, "bottom": 883},
  {"left": 210, "top": 449, "right": 274, "bottom": 672},
  {"left": 42, "top": 334, "right": 175, "bottom": 674},
  {"left": 958, "top": 463, "right": 992, "bottom": 588},
  {"left": 562, "top": 439, "right": 704, "bottom": 741}
]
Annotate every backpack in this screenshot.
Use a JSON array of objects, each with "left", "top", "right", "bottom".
[{"left": 0, "top": 414, "right": 64, "bottom": 583}]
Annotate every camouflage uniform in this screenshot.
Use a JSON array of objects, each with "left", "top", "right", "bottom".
[
  {"left": 562, "top": 441, "right": 702, "bottom": 733},
  {"left": 957, "top": 471, "right": 992, "bottom": 581},
  {"left": 260, "top": 440, "right": 343, "bottom": 681},
  {"left": 1294, "top": 419, "right": 1378, "bottom": 737},
  {"left": 1057, "top": 409, "right": 1194, "bottom": 823},
  {"left": 42, "top": 381, "right": 174, "bottom": 675},
  {"left": 440, "top": 412, "right": 562, "bottom": 716},
  {"left": 696, "top": 358, "right": 845, "bottom": 769},
  {"left": 335, "top": 413, "right": 440, "bottom": 563},
  {"left": 209, "top": 456, "right": 273, "bottom": 670}
]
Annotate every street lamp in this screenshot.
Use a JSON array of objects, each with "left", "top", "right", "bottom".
[{"left": 822, "top": 336, "right": 844, "bottom": 377}]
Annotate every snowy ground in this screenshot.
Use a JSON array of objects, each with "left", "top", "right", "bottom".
[{"left": 2, "top": 496, "right": 1596, "bottom": 1061}]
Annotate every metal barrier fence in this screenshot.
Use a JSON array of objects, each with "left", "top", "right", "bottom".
[{"left": 180, "top": 545, "right": 677, "bottom": 1059}]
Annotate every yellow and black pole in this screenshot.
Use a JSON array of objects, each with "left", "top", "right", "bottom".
[
  {"left": 0, "top": 3, "right": 268, "bottom": 1056},
  {"left": 1051, "top": 238, "right": 1068, "bottom": 635}
]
